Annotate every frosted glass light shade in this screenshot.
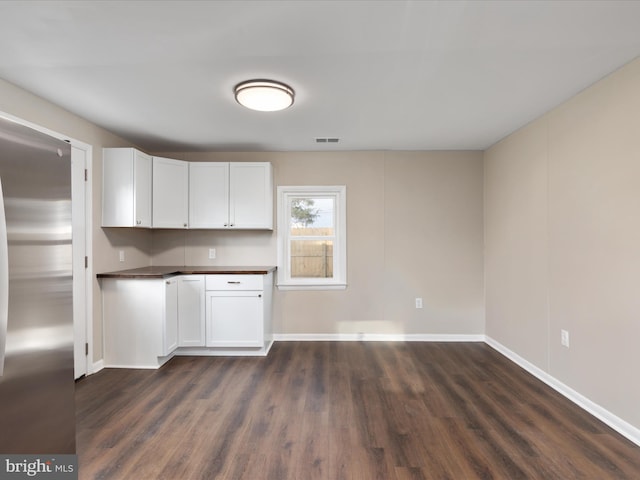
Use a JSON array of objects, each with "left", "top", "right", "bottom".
[{"left": 234, "top": 80, "right": 294, "bottom": 112}]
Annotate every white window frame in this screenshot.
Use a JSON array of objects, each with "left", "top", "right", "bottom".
[{"left": 277, "top": 185, "right": 347, "bottom": 290}]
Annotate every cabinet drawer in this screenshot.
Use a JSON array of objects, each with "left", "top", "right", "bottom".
[{"left": 205, "top": 275, "right": 263, "bottom": 291}]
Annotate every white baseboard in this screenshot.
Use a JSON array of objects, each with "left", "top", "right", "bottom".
[
  {"left": 102, "top": 363, "right": 162, "bottom": 370},
  {"left": 485, "top": 336, "right": 640, "bottom": 447},
  {"left": 273, "top": 333, "right": 485, "bottom": 342},
  {"left": 90, "top": 359, "right": 104, "bottom": 375},
  {"left": 174, "top": 340, "right": 273, "bottom": 357}
]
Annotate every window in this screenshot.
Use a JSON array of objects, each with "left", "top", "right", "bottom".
[{"left": 277, "top": 186, "right": 346, "bottom": 289}]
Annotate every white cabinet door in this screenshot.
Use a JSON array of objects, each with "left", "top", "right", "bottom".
[
  {"left": 178, "top": 275, "right": 205, "bottom": 347},
  {"left": 205, "top": 291, "right": 263, "bottom": 347},
  {"left": 189, "top": 163, "right": 229, "bottom": 228},
  {"left": 133, "top": 151, "right": 152, "bottom": 227},
  {"left": 230, "top": 163, "right": 273, "bottom": 229},
  {"left": 152, "top": 156, "right": 189, "bottom": 228},
  {"left": 162, "top": 278, "right": 179, "bottom": 355},
  {"left": 187, "top": 162, "right": 272, "bottom": 229},
  {"left": 102, "top": 148, "right": 152, "bottom": 227},
  {"left": 103, "top": 278, "right": 173, "bottom": 368}
]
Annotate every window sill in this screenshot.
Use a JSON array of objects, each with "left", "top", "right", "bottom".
[{"left": 277, "top": 283, "right": 347, "bottom": 291}]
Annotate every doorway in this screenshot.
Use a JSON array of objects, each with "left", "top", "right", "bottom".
[{"left": 72, "top": 144, "right": 91, "bottom": 378}]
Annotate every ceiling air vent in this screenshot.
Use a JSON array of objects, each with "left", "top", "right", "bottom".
[{"left": 315, "top": 137, "right": 340, "bottom": 143}]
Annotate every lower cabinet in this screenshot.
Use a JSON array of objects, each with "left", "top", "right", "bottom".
[
  {"left": 102, "top": 277, "right": 179, "bottom": 368},
  {"left": 204, "top": 273, "right": 272, "bottom": 349},
  {"left": 101, "top": 272, "right": 273, "bottom": 368},
  {"left": 205, "top": 291, "right": 263, "bottom": 347},
  {"left": 163, "top": 277, "right": 179, "bottom": 355},
  {"left": 178, "top": 275, "right": 206, "bottom": 347}
]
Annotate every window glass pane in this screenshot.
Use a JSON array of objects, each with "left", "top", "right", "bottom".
[
  {"left": 290, "top": 197, "right": 334, "bottom": 236},
  {"left": 291, "top": 239, "right": 333, "bottom": 278}
]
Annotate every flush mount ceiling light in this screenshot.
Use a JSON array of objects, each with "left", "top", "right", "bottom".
[{"left": 234, "top": 79, "right": 294, "bottom": 112}]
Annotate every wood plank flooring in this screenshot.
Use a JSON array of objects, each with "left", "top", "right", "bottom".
[{"left": 75, "top": 342, "right": 640, "bottom": 479}]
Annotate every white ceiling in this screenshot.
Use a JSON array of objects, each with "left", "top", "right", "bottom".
[{"left": 0, "top": 1, "right": 639, "bottom": 152}]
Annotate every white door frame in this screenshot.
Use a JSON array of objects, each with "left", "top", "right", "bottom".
[
  {"left": 71, "top": 143, "right": 92, "bottom": 378},
  {"left": 0, "top": 110, "right": 94, "bottom": 378}
]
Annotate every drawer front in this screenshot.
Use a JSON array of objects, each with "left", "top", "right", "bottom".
[{"left": 205, "top": 274, "right": 263, "bottom": 291}]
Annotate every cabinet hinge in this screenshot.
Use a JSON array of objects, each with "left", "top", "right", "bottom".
[
  {"left": 84, "top": 169, "right": 88, "bottom": 181},
  {"left": 85, "top": 343, "right": 89, "bottom": 356},
  {"left": 84, "top": 256, "right": 88, "bottom": 269}
]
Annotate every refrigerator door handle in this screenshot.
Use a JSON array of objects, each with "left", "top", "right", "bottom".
[{"left": 0, "top": 175, "right": 7, "bottom": 376}]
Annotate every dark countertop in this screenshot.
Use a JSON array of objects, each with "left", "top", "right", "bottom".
[{"left": 97, "top": 265, "right": 277, "bottom": 279}]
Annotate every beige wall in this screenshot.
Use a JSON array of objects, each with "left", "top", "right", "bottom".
[
  {"left": 485, "top": 121, "right": 550, "bottom": 368},
  {"left": 0, "top": 78, "right": 153, "bottom": 362},
  {"left": 152, "top": 150, "right": 485, "bottom": 336},
  {"left": 484, "top": 57, "right": 640, "bottom": 428}
]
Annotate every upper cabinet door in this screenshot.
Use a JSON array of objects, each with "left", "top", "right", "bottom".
[
  {"left": 230, "top": 163, "right": 273, "bottom": 229},
  {"left": 189, "top": 163, "right": 229, "bottom": 228},
  {"left": 102, "top": 148, "right": 152, "bottom": 227},
  {"left": 152, "top": 156, "right": 189, "bottom": 228},
  {"left": 133, "top": 150, "right": 152, "bottom": 227}
]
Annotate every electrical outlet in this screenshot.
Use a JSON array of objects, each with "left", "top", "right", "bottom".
[
  {"left": 415, "top": 298, "right": 423, "bottom": 309},
  {"left": 119, "top": 250, "right": 125, "bottom": 262},
  {"left": 561, "top": 329, "right": 570, "bottom": 348},
  {"left": 208, "top": 248, "right": 216, "bottom": 259}
]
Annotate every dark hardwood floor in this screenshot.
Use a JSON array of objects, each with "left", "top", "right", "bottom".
[{"left": 75, "top": 342, "right": 640, "bottom": 479}]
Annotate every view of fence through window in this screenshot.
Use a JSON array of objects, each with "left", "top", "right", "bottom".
[{"left": 290, "top": 197, "right": 335, "bottom": 278}]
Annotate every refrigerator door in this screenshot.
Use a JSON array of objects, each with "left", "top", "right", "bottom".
[{"left": 0, "top": 117, "right": 75, "bottom": 454}]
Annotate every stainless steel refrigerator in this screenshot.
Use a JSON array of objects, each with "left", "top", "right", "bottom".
[{"left": 0, "top": 116, "right": 75, "bottom": 454}]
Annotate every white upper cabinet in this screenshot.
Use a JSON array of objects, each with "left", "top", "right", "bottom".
[
  {"left": 230, "top": 163, "right": 273, "bottom": 229},
  {"left": 189, "top": 162, "right": 229, "bottom": 228},
  {"left": 152, "top": 156, "right": 189, "bottom": 228},
  {"left": 102, "top": 148, "right": 152, "bottom": 227},
  {"left": 103, "top": 151, "right": 272, "bottom": 230},
  {"left": 189, "top": 162, "right": 273, "bottom": 229}
]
